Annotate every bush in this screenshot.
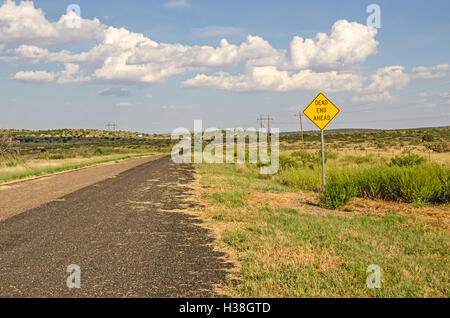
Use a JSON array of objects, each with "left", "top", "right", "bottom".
[
  {"left": 320, "top": 176, "right": 357, "bottom": 209},
  {"left": 422, "top": 134, "right": 434, "bottom": 142},
  {"left": 279, "top": 154, "right": 298, "bottom": 170},
  {"left": 390, "top": 154, "right": 425, "bottom": 166},
  {"left": 94, "top": 147, "right": 104, "bottom": 155}
]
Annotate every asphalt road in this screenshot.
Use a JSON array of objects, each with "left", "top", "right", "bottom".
[
  {"left": 0, "top": 155, "right": 164, "bottom": 222},
  {"left": 0, "top": 155, "right": 231, "bottom": 297}
]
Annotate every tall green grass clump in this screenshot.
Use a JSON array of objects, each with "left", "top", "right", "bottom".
[
  {"left": 353, "top": 162, "right": 448, "bottom": 204},
  {"left": 320, "top": 174, "right": 357, "bottom": 209},
  {"left": 321, "top": 162, "right": 449, "bottom": 208}
]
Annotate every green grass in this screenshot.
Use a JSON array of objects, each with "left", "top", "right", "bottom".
[
  {"left": 197, "top": 161, "right": 450, "bottom": 297},
  {"left": 223, "top": 211, "right": 449, "bottom": 297},
  {"left": 209, "top": 191, "right": 248, "bottom": 208},
  {"left": 198, "top": 163, "right": 293, "bottom": 194}
]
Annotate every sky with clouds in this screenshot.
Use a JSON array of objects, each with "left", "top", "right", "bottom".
[{"left": 0, "top": 0, "right": 449, "bottom": 133}]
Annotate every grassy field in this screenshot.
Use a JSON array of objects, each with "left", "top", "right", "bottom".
[
  {"left": 196, "top": 162, "right": 449, "bottom": 297},
  {"left": 194, "top": 126, "right": 449, "bottom": 297}
]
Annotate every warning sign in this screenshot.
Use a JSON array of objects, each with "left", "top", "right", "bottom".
[{"left": 303, "top": 92, "right": 340, "bottom": 130}]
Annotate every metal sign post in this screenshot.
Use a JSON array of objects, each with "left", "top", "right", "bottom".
[
  {"left": 303, "top": 92, "right": 340, "bottom": 188},
  {"left": 321, "top": 130, "right": 326, "bottom": 187}
]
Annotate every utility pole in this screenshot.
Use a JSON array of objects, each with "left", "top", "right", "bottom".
[
  {"left": 265, "top": 115, "right": 273, "bottom": 133},
  {"left": 256, "top": 115, "right": 265, "bottom": 131},
  {"left": 294, "top": 111, "right": 304, "bottom": 150},
  {"left": 256, "top": 115, "right": 273, "bottom": 132}
]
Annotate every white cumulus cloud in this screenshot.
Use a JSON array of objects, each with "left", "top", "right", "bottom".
[
  {"left": 366, "top": 66, "right": 410, "bottom": 92},
  {"left": 183, "top": 66, "right": 364, "bottom": 92},
  {"left": 0, "top": 0, "right": 104, "bottom": 47},
  {"left": 289, "top": 20, "right": 378, "bottom": 70},
  {"left": 13, "top": 70, "right": 55, "bottom": 83}
]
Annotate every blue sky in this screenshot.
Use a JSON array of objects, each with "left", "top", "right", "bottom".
[{"left": 0, "top": 0, "right": 449, "bottom": 133}]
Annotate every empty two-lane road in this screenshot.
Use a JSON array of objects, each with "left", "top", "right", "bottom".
[{"left": 0, "top": 156, "right": 231, "bottom": 297}]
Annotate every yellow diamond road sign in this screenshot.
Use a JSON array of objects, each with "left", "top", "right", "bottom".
[{"left": 303, "top": 92, "right": 340, "bottom": 130}]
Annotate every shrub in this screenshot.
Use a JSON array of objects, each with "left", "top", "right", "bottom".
[
  {"left": 94, "top": 147, "right": 104, "bottom": 155},
  {"left": 422, "top": 134, "right": 434, "bottom": 142},
  {"left": 390, "top": 154, "right": 425, "bottom": 167},
  {"left": 279, "top": 154, "right": 298, "bottom": 170},
  {"left": 320, "top": 176, "right": 357, "bottom": 209}
]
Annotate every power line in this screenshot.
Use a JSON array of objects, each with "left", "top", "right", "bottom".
[{"left": 257, "top": 115, "right": 274, "bottom": 131}]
